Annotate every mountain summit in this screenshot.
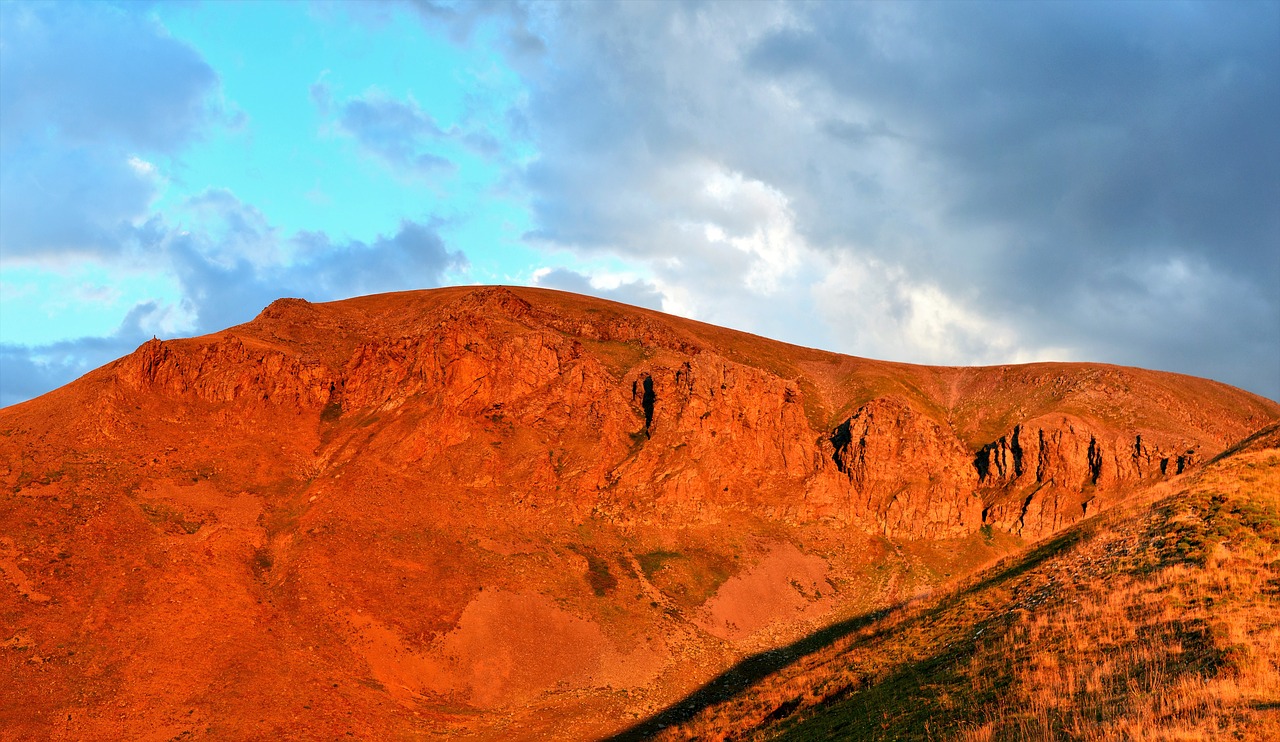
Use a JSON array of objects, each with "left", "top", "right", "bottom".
[{"left": 3, "top": 286, "right": 1277, "bottom": 739}]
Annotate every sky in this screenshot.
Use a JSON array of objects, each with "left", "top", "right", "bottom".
[{"left": 1, "top": 0, "right": 1277, "bottom": 407}]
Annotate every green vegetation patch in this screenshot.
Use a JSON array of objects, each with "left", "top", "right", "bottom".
[
  {"left": 637, "top": 548, "right": 737, "bottom": 609},
  {"left": 579, "top": 338, "right": 649, "bottom": 378},
  {"left": 569, "top": 545, "right": 618, "bottom": 597},
  {"left": 320, "top": 400, "right": 343, "bottom": 423},
  {"left": 585, "top": 552, "right": 618, "bottom": 597},
  {"left": 637, "top": 549, "right": 682, "bottom": 580},
  {"left": 251, "top": 546, "right": 274, "bottom": 577},
  {"left": 1154, "top": 490, "right": 1280, "bottom": 566}
]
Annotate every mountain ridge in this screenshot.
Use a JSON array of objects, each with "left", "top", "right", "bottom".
[
  {"left": 2, "top": 285, "right": 1276, "bottom": 739},
  {"left": 92, "top": 285, "right": 1278, "bottom": 539}
]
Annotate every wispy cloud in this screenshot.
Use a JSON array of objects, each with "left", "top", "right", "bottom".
[{"left": 336, "top": 94, "right": 456, "bottom": 176}]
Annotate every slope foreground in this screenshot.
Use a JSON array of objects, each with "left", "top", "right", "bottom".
[
  {"left": 649, "top": 426, "right": 1280, "bottom": 741},
  {"left": 1, "top": 286, "right": 1276, "bottom": 739}
]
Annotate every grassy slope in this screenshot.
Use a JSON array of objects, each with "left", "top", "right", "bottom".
[{"left": 655, "top": 434, "right": 1280, "bottom": 741}]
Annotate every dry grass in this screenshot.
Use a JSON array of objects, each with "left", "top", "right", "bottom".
[{"left": 650, "top": 449, "right": 1280, "bottom": 741}]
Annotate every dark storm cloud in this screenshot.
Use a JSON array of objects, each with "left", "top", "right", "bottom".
[
  {"left": 532, "top": 268, "right": 664, "bottom": 311},
  {"left": 748, "top": 1, "right": 1280, "bottom": 279},
  {"left": 512, "top": 1, "right": 1279, "bottom": 399},
  {"left": 1049, "top": 254, "right": 1278, "bottom": 392}
]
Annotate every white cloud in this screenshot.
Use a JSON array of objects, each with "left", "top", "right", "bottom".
[
  {"left": 695, "top": 165, "right": 802, "bottom": 295},
  {"left": 530, "top": 265, "right": 664, "bottom": 310},
  {"left": 126, "top": 155, "right": 158, "bottom": 178},
  {"left": 812, "top": 252, "right": 1030, "bottom": 365}
]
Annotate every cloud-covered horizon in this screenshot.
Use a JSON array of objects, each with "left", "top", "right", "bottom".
[{"left": 2, "top": 0, "right": 1277, "bottom": 406}]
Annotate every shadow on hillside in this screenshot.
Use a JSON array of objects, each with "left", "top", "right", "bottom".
[
  {"left": 602, "top": 605, "right": 897, "bottom": 741},
  {"left": 603, "top": 528, "right": 1089, "bottom": 741}
]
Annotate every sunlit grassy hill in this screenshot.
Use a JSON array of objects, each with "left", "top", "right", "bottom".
[{"left": 651, "top": 425, "right": 1280, "bottom": 741}]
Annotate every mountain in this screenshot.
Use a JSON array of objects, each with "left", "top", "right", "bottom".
[{"left": 2, "top": 286, "right": 1276, "bottom": 740}]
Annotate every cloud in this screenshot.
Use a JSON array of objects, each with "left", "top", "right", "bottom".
[
  {"left": 336, "top": 94, "right": 456, "bottom": 176},
  {"left": 0, "top": 1, "right": 218, "bottom": 150},
  {"left": 747, "top": 2, "right": 1280, "bottom": 279},
  {"left": 326, "top": 83, "right": 517, "bottom": 178},
  {"left": 400, "top": 0, "right": 547, "bottom": 62},
  {"left": 510, "top": 1, "right": 1280, "bottom": 399},
  {"left": 531, "top": 267, "right": 663, "bottom": 311},
  {"left": 1, "top": 184, "right": 467, "bottom": 405},
  {"left": 813, "top": 254, "right": 1032, "bottom": 366},
  {"left": 0, "top": 300, "right": 170, "bottom": 407},
  {"left": 1, "top": 338, "right": 130, "bottom": 408},
  {"left": 293, "top": 219, "right": 468, "bottom": 299},
  {"left": 0, "top": 1, "right": 218, "bottom": 262},
  {"left": 160, "top": 190, "right": 467, "bottom": 332},
  {"left": 0, "top": 3, "right": 473, "bottom": 405},
  {"left": 0, "top": 142, "right": 161, "bottom": 260},
  {"left": 310, "top": 77, "right": 333, "bottom": 115}
]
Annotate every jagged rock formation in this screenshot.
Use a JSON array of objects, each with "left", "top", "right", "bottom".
[
  {"left": 3, "top": 286, "right": 1276, "bottom": 740},
  {"left": 822, "top": 397, "right": 981, "bottom": 538},
  {"left": 105, "top": 288, "right": 1272, "bottom": 541},
  {"left": 973, "top": 415, "right": 1205, "bottom": 535}
]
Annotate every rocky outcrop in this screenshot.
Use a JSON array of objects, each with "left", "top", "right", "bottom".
[
  {"left": 975, "top": 415, "right": 1201, "bottom": 537},
  {"left": 975, "top": 416, "right": 1098, "bottom": 491},
  {"left": 117, "top": 336, "right": 333, "bottom": 406},
  {"left": 821, "top": 397, "right": 981, "bottom": 539},
  {"left": 603, "top": 354, "right": 814, "bottom": 517},
  {"left": 461, "top": 286, "right": 703, "bottom": 356},
  {"left": 339, "top": 323, "right": 591, "bottom": 413},
  {"left": 1128, "top": 434, "right": 1199, "bottom": 478}
]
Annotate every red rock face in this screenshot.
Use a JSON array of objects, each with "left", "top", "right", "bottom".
[
  {"left": 822, "top": 397, "right": 982, "bottom": 539},
  {"left": 974, "top": 415, "right": 1206, "bottom": 537},
  {"left": 120, "top": 335, "right": 334, "bottom": 406},
  {"left": 100, "top": 288, "right": 1278, "bottom": 543},
  {"left": 604, "top": 354, "right": 814, "bottom": 518},
  {"left": 3, "top": 285, "right": 1277, "bottom": 739}
]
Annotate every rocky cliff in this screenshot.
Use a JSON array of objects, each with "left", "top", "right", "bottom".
[{"left": 105, "top": 287, "right": 1274, "bottom": 540}]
